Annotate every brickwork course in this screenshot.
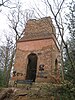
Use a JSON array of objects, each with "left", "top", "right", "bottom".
[{"left": 13, "top": 16, "right": 61, "bottom": 83}]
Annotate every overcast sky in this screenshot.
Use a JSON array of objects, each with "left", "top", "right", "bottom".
[{"left": 0, "top": 0, "right": 72, "bottom": 45}]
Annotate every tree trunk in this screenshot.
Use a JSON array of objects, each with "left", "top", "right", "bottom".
[{"left": 6, "top": 50, "right": 15, "bottom": 87}]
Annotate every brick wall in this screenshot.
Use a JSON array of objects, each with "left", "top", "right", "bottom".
[{"left": 13, "top": 38, "right": 60, "bottom": 82}]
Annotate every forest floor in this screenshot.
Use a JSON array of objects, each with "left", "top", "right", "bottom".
[{"left": 0, "top": 83, "right": 58, "bottom": 100}]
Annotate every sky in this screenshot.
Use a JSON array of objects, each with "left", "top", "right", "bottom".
[{"left": 0, "top": 0, "right": 72, "bottom": 45}]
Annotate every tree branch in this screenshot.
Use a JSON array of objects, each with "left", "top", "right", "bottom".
[
  {"left": 0, "top": 0, "right": 9, "bottom": 6},
  {"left": 56, "top": 0, "right": 65, "bottom": 17},
  {"left": 47, "top": 0, "right": 55, "bottom": 17}
]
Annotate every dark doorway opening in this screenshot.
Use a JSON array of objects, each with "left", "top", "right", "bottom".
[
  {"left": 55, "top": 59, "right": 58, "bottom": 75},
  {"left": 25, "top": 53, "right": 38, "bottom": 82}
]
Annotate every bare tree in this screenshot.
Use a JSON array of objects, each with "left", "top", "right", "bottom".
[
  {"left": 46, "top": 0, "right": 75, "bottom": 81},
  {"left": 0, "top": 35, "right": 14, "bottom": 86},
  {"left": 1, "top": 1, "right": 35, "bottom": 86},
  {"left": 7, "top": 1, "right": 34, "bottom": 43}
]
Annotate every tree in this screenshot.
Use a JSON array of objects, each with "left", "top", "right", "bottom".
[
  {"left": 41, "top": 0, "right": 65, "bottom": 81},
  {"left": 0, "top": 35, "right": 15, "bottom": 87},
  {"left": 7, "top": 1, "right": 35, "bottom": 42},
  {"left": 0, "top": 69, "right": 4, "bottom": 87},
  {"left": 2, "top": 1, "right": 35, "bottom": 87},
  {"left": 64, "top": 0, "right": 75, "bottom": 83},
  {"left": 43, "top": 0, "right": 75, "bottom": 81}
]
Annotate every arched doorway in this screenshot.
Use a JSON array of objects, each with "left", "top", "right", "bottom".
[{"left": 25, "top": 53, "right": 38, "bottom": 82}]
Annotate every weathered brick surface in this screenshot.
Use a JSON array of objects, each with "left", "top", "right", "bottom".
[
  {"left": 19, "top": 17, "right": 56, "bottom": 42},
  {"left": 13, "top": 17, "right": 60, "bottom": 83}
]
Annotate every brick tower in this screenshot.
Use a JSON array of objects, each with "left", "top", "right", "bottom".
[{"left": 13, "top": 17, "right": 60, "bottom": 83}]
